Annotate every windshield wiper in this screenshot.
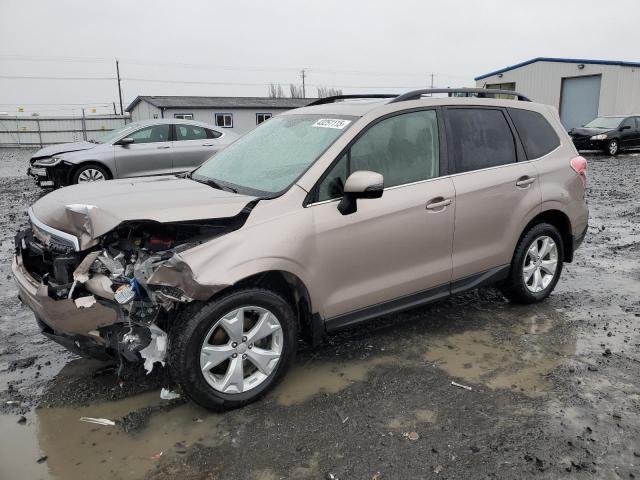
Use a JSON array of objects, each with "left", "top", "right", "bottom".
[
  {"left": 192, "top": 175, "right": 237, "bottom": 193},
  {"left": 88, "top": 139, "right": 99, "bottom": 144}
]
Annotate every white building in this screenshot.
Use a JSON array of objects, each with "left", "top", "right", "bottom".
[
  {"left": 125, "top": 96, "right": 312, "bottom": 135},
  {"left": 475, "top": 57, "right": 640, "bottom": 130}
]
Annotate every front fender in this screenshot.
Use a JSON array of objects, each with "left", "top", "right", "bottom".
[{"left": 177, "top": 208, "right": 317, "bottom": 305}]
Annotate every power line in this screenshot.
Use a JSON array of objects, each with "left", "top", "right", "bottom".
[
  {"left": 123, "top": 77, "right": 431, "bottom": 89},
  {"left": 0, "top": 53, "right": 471, "bottom": 80},
  {"left": 123, "top": 77, "right": 280, "bottom": 87},
  {"left": 0, "top": 54, "right": 112, "bottom": 63},
  {"left": 0, "top": 74, "right": 115, "bottom": 80},
  {"left": 0, "top": 73, "right": 438, "bottom": 90}
]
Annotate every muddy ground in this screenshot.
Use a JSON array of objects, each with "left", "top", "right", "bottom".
[{"left": 0, "top": 148, "right": 638, "bottom": 480}]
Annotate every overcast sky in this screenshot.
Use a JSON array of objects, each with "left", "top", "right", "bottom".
[{"left": 1, "top": 0, "right": 638, "bottom": 115}]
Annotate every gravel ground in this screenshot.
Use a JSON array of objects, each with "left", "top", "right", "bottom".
[{"left": 0, "top": 147, "right": 638, "bottom": 480}]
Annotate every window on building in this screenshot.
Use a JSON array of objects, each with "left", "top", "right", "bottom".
[
  {"left": 174, "top": 113, "right": 194, "bottom": 120},
  {"left": 447, "top": 108, "right": 516, "bottom": 173},
  {"left": 485, "top": 82, "right": 517, "bottom": 100},
  {"left": 508, "top": 108, "right": 560, "bottom": 159},
  {"left": 486, "top": 82, "right": 516, "bottom": 91},
  {"left": 128, "top": 124, "right": 170, "bottom": 144},
  {"left": 256, "top": 113, "right": 272, "bottom": 124},
  {"left": 215, "top": 113, "right": 233, "bottom": 128},
  {"left": 175, "top": 124, "right": 208, "bottom": 141},
  {"left": 316, "top": 110, "right": 440, "bottom": 202}
]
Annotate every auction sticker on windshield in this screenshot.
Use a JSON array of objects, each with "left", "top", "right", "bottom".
[{"left": 313, "top": 118, "right": 352, "bottom": 129}]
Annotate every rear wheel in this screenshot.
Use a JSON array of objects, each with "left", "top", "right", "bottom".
[
  {"left": 168, "top": 288, "right": 297, "bottom": 411},
  {"left": 72, "top": 164, "right": 109, "bottom": 184},
  {"left": 606, "top": 139, "right": 619, "bottom": 156},
  {"left": 501, "top": 223, "right": 564, "bottom": 304}
]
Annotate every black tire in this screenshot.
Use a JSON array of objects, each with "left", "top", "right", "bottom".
[
  {"left": 606, "top": 139, "right": 619, "bottom": 156},
  {"left": 168, "top": 288, "right": 297, "bottom": 411},
  {"left": 501, "top": 223, "right": 564, "bottom": 304},
  {"left": 71, "top": 164, "right": 110, "bottom": 184}
]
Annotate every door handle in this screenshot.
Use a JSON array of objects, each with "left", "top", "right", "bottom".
[
  {"left": 202, "top": 143, "right": 214, "bottom": 146},
  {"left": 157, "top": 145, "right": 170, "bottom": 149},
  {"left": 426, "top": 198, "right": 452, "bottom": 210},
  {"left": 516, "top": 176, "right": 536, "bottom": 188}
]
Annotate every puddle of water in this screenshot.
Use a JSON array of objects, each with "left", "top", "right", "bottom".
[
  {"left": 274, "top": 356, "right": 397, "bottom": 406},
  {"left": 0, "top": 413, "right": 49, "bottom": 480},
  {"left": 386, "top": 409, "right": 436, "bottom": 430},
  {"left": 1, "top": 391, "right": 227, "bottom": 480},
  {"left": 425, "top": 314, "right": 574, "bottom": 397}
]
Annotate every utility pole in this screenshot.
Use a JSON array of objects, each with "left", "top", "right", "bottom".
[
  {"left": 301, "top": 69, "right": 306, "bottom": 98},
  {"left": 115, "top": 59, "right": 124, "bottom": 115},
  {"left": 81, "top": 108, "right": 87, "bottom": 140},
  {"left": 430, "top": 73, "right": 434, "bottom": 89}
]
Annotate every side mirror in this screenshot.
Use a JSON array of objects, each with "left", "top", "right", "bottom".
[
  {"left": 117, "top": 137, "right": 134, "bottom": 145},
  {"left": 338, "top": 170, "right": 384, "bottom": 215},
  {"left": 620, "top": 125, "right": 631, "bottom": 131}
]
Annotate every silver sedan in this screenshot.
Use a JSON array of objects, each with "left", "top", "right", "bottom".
[{"left": 27, "top": 119, "right": 239, "bottom": 188}]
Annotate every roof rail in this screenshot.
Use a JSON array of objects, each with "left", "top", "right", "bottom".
[
  {"left": 305, "top": 94, "right": 398, "bottom": 106},
  {"left": 388, "top": 88, "right": 531, "bottom": 103}
]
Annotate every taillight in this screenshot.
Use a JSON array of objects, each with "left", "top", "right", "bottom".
[{"left": 570, "top": 155, "right": 587, "bottom": 187}]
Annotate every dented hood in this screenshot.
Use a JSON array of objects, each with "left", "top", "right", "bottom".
[
  {"left": 30, "top": 141, "right": 97, "bottom": 161},
  {"left": 31, "top": 175, "right": 257, "bottom": 249}
]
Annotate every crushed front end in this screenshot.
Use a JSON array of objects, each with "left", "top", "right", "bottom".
[{"left": 13, "top": 206, "right": 251, "bottom": 371}]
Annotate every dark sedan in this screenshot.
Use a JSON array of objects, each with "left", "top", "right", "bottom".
[{"left": 569, "top": 115, "right": 640, "bottom": 155}]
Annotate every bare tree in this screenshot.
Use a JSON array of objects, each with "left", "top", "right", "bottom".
[
  {"left": 317, "top": 87, "right": 343, "bottom": 98},
  {"left": 268, "top": 83, "right": 285, "bottom": 98},
  {"left": 289, "top": 84, "right": 304, "bottom": 98}
]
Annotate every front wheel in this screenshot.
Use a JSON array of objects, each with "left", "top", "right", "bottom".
[
  {"left": 72, "top": 164, "right": 109, "bottom": 184},
  {"left": 168, "top": 288, "right": 297, "bottom": 411},
  {"left": 501, "top": 223, "right": 564, "bottom": 304},
  {"left": 606, "top": 139, "right": 619, "bottom": 156}
]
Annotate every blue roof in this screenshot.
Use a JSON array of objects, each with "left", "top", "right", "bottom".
[{"left": 474, "top": 57, "right": 640, "bottom": 81}]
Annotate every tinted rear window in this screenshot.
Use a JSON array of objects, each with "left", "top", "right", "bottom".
[
  {"left": 447, "top": 108, "right": 517, "bottom": 173},
  {"left": 508, "top": 108, "right": 560, "bottom": 159}
]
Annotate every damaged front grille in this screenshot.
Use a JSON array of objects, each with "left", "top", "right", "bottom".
[{"left": 17, "top": 227, "right": 82, "bottom": 290}]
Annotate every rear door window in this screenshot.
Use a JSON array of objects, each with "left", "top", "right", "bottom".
[
  {"left": 446, "top": 108, "right": 516, "bottom": 173},
  {"left": 508, "top": 108, "right": 561, "bottom": 159},
  {"left": 175, "top": 124, "right": 208, "bottom": 141}
]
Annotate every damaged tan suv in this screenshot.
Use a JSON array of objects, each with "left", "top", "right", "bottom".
[{"left": 13, "top": 89, "right": 589, "bottom": 410}]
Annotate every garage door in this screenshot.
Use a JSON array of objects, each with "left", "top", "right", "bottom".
[{"left": 560, "top": 75, "right": 602, "bottom": 131}]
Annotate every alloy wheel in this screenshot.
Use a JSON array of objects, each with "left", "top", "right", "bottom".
[
  {"left": 523, "top": 235, "right": 558, "bottom": 293},
  {"left": 609, "top": 140, "right": 618, "bottom": 155},
  {"left": 77, "top": 168, "right": 106, "bottom": 182},
  {"left": 199, "top": 306, "right": 283, "bottom": 394}
]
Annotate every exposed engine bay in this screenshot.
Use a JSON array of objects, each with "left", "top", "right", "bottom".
[{"left": 15, "top": 204, "right": 256, "bottom": 371}]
